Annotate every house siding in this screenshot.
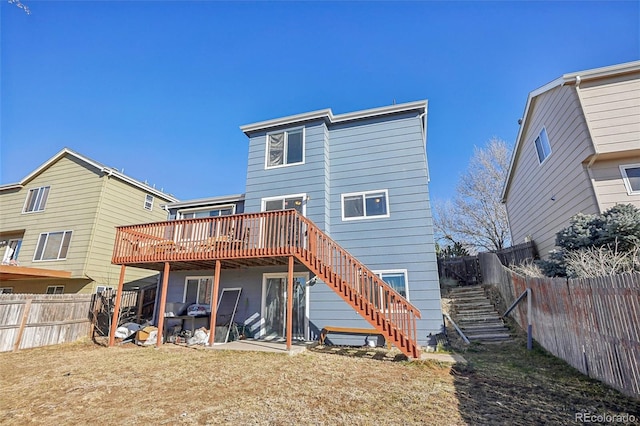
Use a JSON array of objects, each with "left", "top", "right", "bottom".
[
  {"left": 84, "top": 175, "right": 174, "bottom": 292},
  {"left": 506, "top": 85, "right": 599, "bottom": 257},
  {"left": 579, "top": 73, "right": 640, "bottom": 154},
  {"left": 0, "top": 156, "right": 104, "bottom": 277},
  {"left": 240, "top": 105, "right": 442, "bottom": 346},
  {"left": 590, "top": 158, "right": 640, "bottom": 210}
]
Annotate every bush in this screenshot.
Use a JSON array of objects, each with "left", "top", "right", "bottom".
[{"left": 540, "top": 204, "right": 640, "bottom": 277}]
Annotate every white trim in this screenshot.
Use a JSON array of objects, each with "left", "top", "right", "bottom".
[
  {"left": 259, "top": 272, "right": 309, "bottom": 340},
  {"left": 178, "top": 204, "right": 236, "bottom": 219},
  {"left": 241, "top": 100, "right": 427, "bottom": 134},
  {"left": 46, "top": 285, "right": 64, "bottom": 295},
  {"left": 183, "top": 276, "right": 214, "bottom": 304},
  {"left": 341, "top": 189, "right": 390, "bottom": 221},
  {"left": 620, "top": 163, "right": 640, "bottom": 195},
  {"left": 163, "top": 194, "right": 244, "bottom": 211},
  {"left": 534, "top": 126, "right": 552, "bottom": 165},
  {"left": 373, "top": 269, "right": 409, "bottom": 301},
  {"left": 33, "top": 230, "right": 73, "bottom": 262},
  {"left": 8, "top": 148, "right": 179, "bottom": 202},
  {"left": 502, "top": 60, "right": 640, "bottom": 202},
  {"left": 261, "top": 193, "right": 307, "bottom": 216},
  {"left": 264, "top": 126, "right": 306, "bottom": 169}
]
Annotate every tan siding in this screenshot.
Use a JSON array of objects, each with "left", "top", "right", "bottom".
[
  {"left": 579, "top": 72, "right": 640, "bottom": 153},
  {"left": 0, "top": 156, "right": 103, "bottom": 276},
  {"left": 84, "top": 176, "right": 173, "bottom": 290},
  {"left": 590, "top": 157, "right": 640, "bottom": 210},
  {"left": 506, "top": 86, "right": 599, "bottom": 258}
]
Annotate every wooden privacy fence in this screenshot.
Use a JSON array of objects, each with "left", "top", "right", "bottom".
[
  {"left": 491, "top": 241, "right": 539, "bottom": 267},
  {"left": 437, "top": 255, "right": 481, "bottom": 286},
  {"left": 0, "top": 294, "right": 93, "bottom": 352},
  {"left": 479, "top": 252, "right": 640, "bottom": 398}
]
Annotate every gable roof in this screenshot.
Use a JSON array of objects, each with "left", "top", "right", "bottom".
[
  {"left": 0, "top": 147, "right": 179, "bottom": 202},
  {"left": 501, "top": 60, "right": 640, "bottom": 202},
  {"left": 240, "top": 100, "right": 427, "bottom": 134}
]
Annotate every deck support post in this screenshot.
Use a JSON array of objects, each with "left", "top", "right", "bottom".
[
  {"left": 156, "top": 262, "right": 170, "bottom": 348},
  {"left": 286, "top": 255, "right": 294, "bottom": 351},
  {"left": 108, "top": 265, "right": 127, "bottom": 347},
  {"left": 208, "top": 260, "right": 222, "bottom": 346}
]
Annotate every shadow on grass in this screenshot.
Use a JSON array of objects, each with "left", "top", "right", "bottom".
[{"left": 308, "top": 344, "right": 409, "bottom": 362}]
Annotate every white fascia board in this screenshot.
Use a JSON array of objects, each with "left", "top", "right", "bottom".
[
  {"left": 240, "top": 109, "right": 333, "bottom": 134},
  {"left": 162, "top": 194, "right": 245, "bottom": 210},
  {"left": 240, "top": 100, "right": 428, "bottom": 134},
  {"left": 502, "top": 60, "right": 640, "bottom": 203},
  {"left": 14, "top": 147, "right": 179, "bottom": 203}
]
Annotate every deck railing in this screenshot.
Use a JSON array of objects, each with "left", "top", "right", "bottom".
[{"left": 112, "top": 210, "right": 421, "bottom": 357}]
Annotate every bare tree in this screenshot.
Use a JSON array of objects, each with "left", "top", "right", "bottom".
[
  {"left": 8, "top": 0, "right": 30, "bottom": 14},
  {"left": 434, "top": 137, "right": 512, "bottom": 253}
]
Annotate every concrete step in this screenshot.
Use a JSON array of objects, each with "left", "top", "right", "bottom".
[{"left": 468, "top": 334, "right": 512, "bottom": 341}]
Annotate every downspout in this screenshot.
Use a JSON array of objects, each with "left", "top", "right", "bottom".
[{"left": 571, "top": 75, "right": 604, "bottom": 212}]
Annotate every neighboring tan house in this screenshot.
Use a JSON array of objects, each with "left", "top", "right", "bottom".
[
  {"left": 502, "top": 61, "right": 640, "bottom": 258},
  {"left": 110, "top": 100, "right": 442, "bottom": 358},
  {"left": 0, "top": 148, "right": 178, "bottom": 294}
]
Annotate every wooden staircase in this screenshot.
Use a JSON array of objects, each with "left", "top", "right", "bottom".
[
  {"left": 112, "top": 210, "right": 422, "bottom": 358},
  {"left": 293, "top": 215, "right": 422, "bottom": 359}
]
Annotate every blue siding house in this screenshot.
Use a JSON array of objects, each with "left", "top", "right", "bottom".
[{"left": 110, "top": 100, "right": 442, "bottom": 357}]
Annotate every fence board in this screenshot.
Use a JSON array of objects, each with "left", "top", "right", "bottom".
[{"left": 479, "top": 252, "right": 640, "bottom": 398}]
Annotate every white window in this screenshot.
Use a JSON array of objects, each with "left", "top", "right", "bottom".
[
  {"left": 144, "top": 194, "right": 154, "bottom": 211},
  {"left": 96, "top": 286, "right": 113, "bottom": 294},
  {"left": 534, "top": 127, "right": 552, "bottom": 164},
  {"left": 620, "top": 164, "right": 640, "bottom": 195},
  {"left": 266, "top": 128, "right": 304, "bottom": 168},
  {"left": 0, "top": 287, "right": 13, "bottom": 294},
  {"left": 33, "top": 231, "right": 72, "bottom": 261},
  {"left": 46, "top": 286, "right": 64, "bottom": 295},
  {"left": 179, "top": 206, "right": 235, "bottom": 219},
  {"left": 374, "top": 270, "right": 409, "bottom": 300},
  {"left": 23, "top": 186, "right": 50, "bottom": 213},
  {"left": 183, "top": 277, "right": 213, "bottom": 305},
  {"left": 2, "top": 239, "right": 22, "bottom": 264},
  {"left": 341, "top": 190, "right": 389, "bottom": 220},
  {"left": 262, "top": 194, "right": 306, "bottom": 215}
]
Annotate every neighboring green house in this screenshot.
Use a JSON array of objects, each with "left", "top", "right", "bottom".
[{"left": 0, "top": 148, "right": 178, "bottom": 294}]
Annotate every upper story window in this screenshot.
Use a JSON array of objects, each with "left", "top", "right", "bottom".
[
  {"left": 620, "top": 164, "right": 640, "bottom": 195},
  {"left": 180, "top": 206, "right": 235, "bottom": 219},
  {"left": 266, "top": 128, "right": 304, "bottom": 168},
  {"left": 33, "top": 231, "right": 72, "bottom": 261},
  {"left": 341, "top": 190, "right": 389, "bottom": 221},
  {"left": 23, "top": 186, "right": 50, "bottom": 213},
  {"left": 144, "top": 194, "right": 154, "bottom": 211},
  {"left": 534, "top": 127, "right": 552, "bottom": 164},
  {"left": 374, "top": 270, "right": 409, "bottom": 300}
]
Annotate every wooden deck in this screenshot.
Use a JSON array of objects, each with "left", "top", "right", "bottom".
[{"left": 111, "top": 210, "right": 422, "bottom": 358}]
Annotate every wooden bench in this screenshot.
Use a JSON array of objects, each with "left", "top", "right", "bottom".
[{"left": 319, "top": 326, "right": 391, "bottom": 349}]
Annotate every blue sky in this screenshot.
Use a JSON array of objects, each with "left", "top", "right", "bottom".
[{"left": 1, "top": 1, "right": 638, "bottom": 204}]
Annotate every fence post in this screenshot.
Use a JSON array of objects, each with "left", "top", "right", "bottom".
[{"left": 13, "top": 298, "right": 33, "bottom": 352}]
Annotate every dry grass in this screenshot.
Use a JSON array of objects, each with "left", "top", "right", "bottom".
[
  {"left": 0, "top": 339, "right": 459, "bottom": 425},
  {"left": 1, "top": 336, "right": 638, "bottom": 425}
]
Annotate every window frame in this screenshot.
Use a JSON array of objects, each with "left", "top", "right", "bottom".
[
  {"left": 264, "top": 127, "right": 305, "bottom": 169},
  {"left": 261, "top": 193, "right": 307, "bottom": 216},
  {"left": 534, "top": 127, "right": 552, "bottom": 164},
  {"left": 183, "top": 276, "right": 214, "bottom": 305},
  {"left": 33, "top": 231, "right": 73, "bottom": 262},
  {"left": 341, "top": 189, "right": 390, "bottom": 221},
  {"left": 22, "top": 186, "right": 51, "bottom": 213},
  {"left": 0, "top": 287, "right": 13, "bottom": 294},
  {"left": 178, "top": 205, "right": 236, "bottom": 219},
  {"left": 374, "top": 269, "right": 410, "bottom": 301},
  {"left": 144, "top": 194, "right": 154, "bottom": 211},
  {"left": 2, "top": 238, "right": 22, "bottom": 264},
  {"left": 46, "top": 286, "right": 64, "bottom": 295},
  {"left": 620, "top": 163, "right": 640, "bottom": 195}
]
